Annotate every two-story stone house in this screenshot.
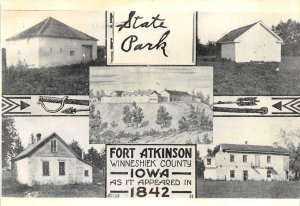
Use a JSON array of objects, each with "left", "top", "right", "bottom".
[{"left": 204, "top": 143, "right": 290, "bottom": 181}]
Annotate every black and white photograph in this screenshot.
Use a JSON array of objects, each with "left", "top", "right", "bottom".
[
  {"left": 89, "top": 66, "right": 213, "bottom": 144},
  {"left": 197, "top": 12, "right": 300, "bottom": 95},
  {"left": 2, "top": 117, "right": 105, "bottom": 197},
  {"left": 1, "top": 11, "right": 105, "bottom": 95},
  {"left": 196, "top": 117, "right": 300, "bottom": 198}
]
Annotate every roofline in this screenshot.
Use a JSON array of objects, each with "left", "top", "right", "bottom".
[
  {"left": 258, "top": 21, "right": 283, "bottom": 43},
  {"left": 7, "top": 35, "right": 98, "bottom": 42},
  {"left": 222, "top": 149, "right": 289, "bottom": 156},
  {"left": 12, "top": 133, "right": 93, "bottom": 167}
]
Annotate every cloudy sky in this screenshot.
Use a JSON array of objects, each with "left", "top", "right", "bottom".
[
  {"left": 13, "top": 117, "right": 104, "bottom": 151},
  {"left": 198, "top": 117, "right": 300, "bottom": 157}
]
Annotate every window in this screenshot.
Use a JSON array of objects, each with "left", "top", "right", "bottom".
[
  {"left": 207, "top": 159, "right": 211, "bottom": 165},
  {"left": 230, "top": 170, "right": 235, "bottom": 178},
  {"left": 70, "top": 51, "right": 75, "bottom": 56},
  {"left": 43, "top": 161, "right": 49, "bottom": 176},
  {"left": 59, "top": 162, "right": 65, "bottom": 176},
  {"left": 51, "top": 140, "right": 57, "bottom": 152},
  {"left": 60, "top": 48, "right": 62, "bottom": 54},
  {"left": 267, "top": 170, "right": 271, "bottom": 178},
  {"left": 230, "top": 154, "right": 234, "bottom": 162},
  {"left": 267, "top": 156, "right": 271, "bottom": 163},
  {"left": 243, "top": 155, "right": 247, "bottom": 163},
  {"left": 85, "top": 170, "right": 89, "bottom": 177}
]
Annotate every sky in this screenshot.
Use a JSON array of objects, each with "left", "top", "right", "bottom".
[
  {"left": 13, "top": 117, "right": 104, "bottom": 152},
  {"left": 198, "top": 12, "right": 300, "bottom": 44},
  {"left": 198, "top": 117, "right": 300, "bottom": 157},
  {"left": 1, "top": 10, "right": 106, "bottom": 47},
  {"left": 90, "top": 66, "right": 213, "bottom": 98}
]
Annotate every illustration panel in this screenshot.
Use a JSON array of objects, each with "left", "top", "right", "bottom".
[
  {"left": 89, "top": 66, "right": 213, "bottom": 144},
  {"left": 2, "top": 116, "right": 105, "bottom": 198},
  {"left": 196, "top": 117, "right": 300, "bottom": 198},
  {"left": 1, "top": 10, "right": 105, "bottom": 95},
  {"left": 197, "top": 12, "right": 300, "bottom": 95}
]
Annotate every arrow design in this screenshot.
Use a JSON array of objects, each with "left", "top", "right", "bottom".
[
  {"left": 272, "top": 97, "right": 300, "bottom": 115},
  {"left": 2, "top": 96, "right": 31, "bottom": 115}
]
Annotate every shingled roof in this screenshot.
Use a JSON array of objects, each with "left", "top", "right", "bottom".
[
  {"left": 216, "top": 21, "right": 259, "bottom": 43},
  {"left": 7, "top": 17, "right": 98, "bottom": 41},
  {"left": 13, "top": 133, "right": 92, "bottom": 166},
  {"left": 163, "top": 89, "right": 191, "bottom": 96},
  {"left": 122, "top": 90, "right": 160, "bottom": 96},
  {"left": 220, "top": 143, "right": 290, "bottom": 155}
]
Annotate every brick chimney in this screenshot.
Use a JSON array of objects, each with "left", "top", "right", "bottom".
[
  {"left": 273, "top": 142, "right": 279, "bottom": 148},
  {"left": 245, "top": 141, "right": 248, "bottom": 145},
  {"left": 36, "top": 133, "right": 42, "bottom": 141}
]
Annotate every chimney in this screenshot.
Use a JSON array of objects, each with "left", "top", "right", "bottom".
[
  {"left": 273, "top": 142, "right": 279, "bottom": 148},
  {"left": 36, "top": 133, "right": 41, "bottom": 141},
  {"left": 245, "top": 141, "right": 248, "bottom": 145},
  {"left": 81, "top": 150, "right": 84, "bottom": 159}
]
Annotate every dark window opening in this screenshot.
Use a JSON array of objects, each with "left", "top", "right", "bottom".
[
  {"left": 59, "top": 162, "right": 65, "bottom": 176},
  {"left": 84, "top": 170, "right": 89, "bottom": 177},
  {"left": 70, "top": 51, "right": 75, "bottom": 56},
  {"left": 230, "top": 154, "right": 234, "bottom": 162},
  {"left": 243, "top": 155, "right": 247, "bottom": 163},
  {"left": 207, "top": 159, "right": 211, "bottom": 165},
  {"left": 43, "top": 161, "right": 50, "bottom": 176},
  {"left": 230, "top": 170, "right": 235, "bottom": 178},
  {"left": 51, "top": 140, "right": 57, "bottom": 152}
]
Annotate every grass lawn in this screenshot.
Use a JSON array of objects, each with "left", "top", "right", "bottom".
[
  {"left": 2, "top": 171, "right": 105, "bottom": 198},
  {"left": 197, "top": 179, "right": 300, "bottom": 198},
  {"left": 198, "top": 56, "right": 300, "bottom": 95},
  {"left": 2, "top": 60, "right": 105, "bottom": 95}
]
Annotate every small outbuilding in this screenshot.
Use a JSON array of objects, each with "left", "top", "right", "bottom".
[
  {"left": 12, "top": 133, "right": 93, "bottom": 186},
  {"left": 6, "top": 17, "right": 98, "bottom": 68},
  {"left": 216, "top": 21, "right": 283, "bottom": 62}
]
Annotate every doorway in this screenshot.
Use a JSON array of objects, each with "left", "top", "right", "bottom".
[
  {"left": 243, "top": 170, "right": 248, "bottom": 181},
  {"left": 82, "top": 45, "right": 92, "bottom": 62}
]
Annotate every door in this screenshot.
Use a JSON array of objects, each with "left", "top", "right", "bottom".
[
  {"left": 82, "top": 45, "right": 92, "bottom": 62},
  {"left": 243, "top": 170, "right": 248, "bottom": 181}
]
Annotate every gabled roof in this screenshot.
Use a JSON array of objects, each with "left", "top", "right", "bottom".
[
  {"left": 216, "top": 21, "right": 283, "bottom": 44},
  {"left": 7, "top": 17, "right": 98, "bottom": 41},
  {"left": 122, "top": 90, "right": 160, "bottom": 96},
  {"left": 216, "top": 22, "right": 259, "bottom": 43},
  {"left": 13, "top": 133, "right": 93, "bottom": 166},
  {"left": 163, "top": 89, "right": 191, "bottom": 96},
  {"left": 220, "top": 143, "right": 289, "bottom": 155}
]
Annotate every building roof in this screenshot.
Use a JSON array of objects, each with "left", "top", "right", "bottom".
[
  {"left": 13, "top": 133, "right": 93, "bottom": 166},
  {"left": 7, "top": 17, "right": 98, "bottom": 41},
  {"left": 220, "top": 143, "right": 290, "bottom": 155},
  {"left": 216, "top": 21, "right": 283, "bottom": 44},
  {"left": 216, "top": 22, "right": 259, "bottom": 43},
  {"left": 163, "top": 89, "right": 191, "bottom": 96},
  {"left": 122, "top": 90, "right": 160, "bottom": 96}
]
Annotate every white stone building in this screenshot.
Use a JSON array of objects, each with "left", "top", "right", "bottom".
[
  {"left": 12, "top": 133, "right": 93, "bottom": 186},
  {"left": 204, "top": 143, "right": 290, "bottom": 181},
  {"left": 6, "top": 17, "right": 97, "bottom": 68},
  {"left": 216, "top": 21, "right": 283, "bottom": 62}
]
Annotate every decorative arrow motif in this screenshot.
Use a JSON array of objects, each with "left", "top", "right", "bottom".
[
  {"left": 2, "top": 96, "right": 31, "bottom": 115},
  {"left": 272, "top": 101, "right": 282, "bottom": 111}
]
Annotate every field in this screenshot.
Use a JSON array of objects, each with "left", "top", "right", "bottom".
[
  {"left": 197, "top": 179, "right": 300, "bottom": 198},
  {"left": 2, "top": 170, "right": 105, "bottom": 198},
  {"left": 2, "top": 60, "right": 104, "bottom": 95},
  {"left": 197, "top": 56, "right": 300, "bottom": 95}
]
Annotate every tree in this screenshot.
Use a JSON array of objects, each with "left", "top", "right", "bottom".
[
  {"left": 279, "top": 129, "right": 300, "bottom": 180},
  {"left": 2, "top": 117, "right": 20, "bottom": 169},
  {"left": 207, "top": 145, "right": 220, "bottom": 157},
  {"left": 196, "top": 150, "right": 205, "bottom": 178},
  {"left": 272, "top": 19, "right": 300, "bottom": 56},
  {"left": 69, "top": 140, "right": 83, "bottom": 158},
  {"left": 178, "top": 116, "right": 189, "bottom": 131},
  {"left": 131, "top": 102, "right": 144, "bottom": 128},
  {"left": 84, "top": 147, "right": 105, "bottom": 172},
  {"left": 13, "top": 137, "right": 24, "bottom": 156},
  {"left": 122, "top": 105, "right": 132, "bottom": 127},
  {"left": 29, "top": 133, "right": 35, "bottom": 145},
  {"left": 156, "top": 106, "right": 172, "bottom": 128}
]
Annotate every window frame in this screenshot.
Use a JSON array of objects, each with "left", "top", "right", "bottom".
[
  {"left": 230, "top": 154, "right": 234, "bottom": 162},
  {"left": 207, "top": 158, "right": 211, "bottom": 165},
  {"left": 59, "top": 162, "right": 65, "bottom": 176},
  {"left": 230, "top": 170, "right": 235, "bottom": 178},
  {"left": 42, "top": 161, "right": 50, "bottom": 176},
  {"left": 50, "top": 140, "right": 57, "bottom": 152},
  {"left": 70, "top": 51, "right": 75, "bottom": 56},
  {"left": 267, "top": 155, "right": 271, "bottom": 163},
  {"left": 243, "top": 155, "right": 247, "bottom": 163},
  {"left": 84, "top": 170, "right": 89, "bottom": 177},
  {"left": 267, "top": 169, "right": 271, "bottom": 178}
]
